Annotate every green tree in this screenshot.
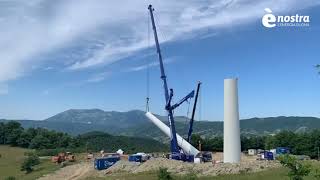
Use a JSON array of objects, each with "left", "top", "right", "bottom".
[
  {"left": 55, "top": 132, "right": 72, "bottom": 148},
  {"left": 17, "top": 131, "right": 34, "bottom": 148},
  {"left": 190, "top": 134, "right": 203, "bottom": 149},
  {"left": 278, "top": 154, "right": 311, "bottom": 180},
  {"left": 29, "top": 134, "right": 51, "bottom": 149},
  {"left": 20, "top": 153, "right": 40, "bottom": 173},
  {"left": 5, "top": 121, "right": 24, "bottom": 145},
  {"left": 293, "top": 133, "right": 312, "bottom": 156},
  {"left": 0, "top": 122, "right": 5, "bottom": 144},
  {"left": 308, "top": 130, "right": 320, "bottom": 159},
  {"left": 204, "top": 137, "right": 223, "bottom": 151}
]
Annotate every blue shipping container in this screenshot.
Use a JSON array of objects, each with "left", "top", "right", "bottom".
[
  {"left": 264, "top": 151, "right": 274, "bottom": 160},
  {"left": 94, "top": 156, "right": 120, "bottom": 170},
  {"left": 128, "top": 155, "right": 142, "bottom": 162}
]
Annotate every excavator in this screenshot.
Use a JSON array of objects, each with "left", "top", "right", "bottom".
[{"left": 51, "top": 152, "right": 75, "bottom": 164}]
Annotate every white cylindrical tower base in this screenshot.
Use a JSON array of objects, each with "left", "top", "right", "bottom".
[
  {"left": 223, "top": 78, "right": 241, "bottom": 163},
  {"left": 145, "top": 112, "right": 200, "bottom": 156}
]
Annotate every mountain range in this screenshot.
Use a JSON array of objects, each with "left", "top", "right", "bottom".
[{"left": 1, "top": 109, "right": 320, "bottom": 142}]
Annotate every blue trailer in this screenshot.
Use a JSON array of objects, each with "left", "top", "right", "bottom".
[
  {"left": 94, "top": 156, "right": 120, "bottom": 170},
  {"left": 264, "top": 151, "right": 274, "bottom": 160},
  {"left": 128, "top": 155, "right": 142, "bottom": 162}
]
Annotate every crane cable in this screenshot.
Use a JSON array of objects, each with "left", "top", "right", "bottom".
[
  {"left": 154, "top": 11, "right": 193, "bottom": 122},
  {"left": 198, "top": 85, "right": 202, "bottom": 121},
  {"left": 185, "top": 99, "right": 191, "bottom": 126},
  {"left": 146, "top": 11, "right": 151, "bottom": 112}
]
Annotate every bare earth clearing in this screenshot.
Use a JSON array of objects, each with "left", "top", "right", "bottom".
[
  {"left": 102, "top": 158, "right": 280, "bottom": 177},
  {"left": 37, "top": 162, "right": 94, "bottom": 180},
  {"left": 37, "top": 153, "right": 280, "bottom": 179}
]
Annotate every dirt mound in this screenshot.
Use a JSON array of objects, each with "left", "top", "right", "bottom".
[
  {"left": 101, "top": 158, "right": 280, "bottom": 176},
  {"left": 104, "top": 160, "right": 140, "bottom": 174},
  {"left": 134, "top": 158, "right": 194, "bottom": 174}
]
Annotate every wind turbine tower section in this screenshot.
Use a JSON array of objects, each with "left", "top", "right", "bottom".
[{"left": 223, "top": 78, "right": 241, "bottom": 163}]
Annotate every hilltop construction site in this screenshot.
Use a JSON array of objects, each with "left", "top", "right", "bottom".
[
  {"left": 1, "top": 1, "right": 320, "bottom": 180},
  {"left": 38, "top": 153, "right": 281, "bottom": 180}
]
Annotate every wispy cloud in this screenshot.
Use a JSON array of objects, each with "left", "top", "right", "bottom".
[
  {"left": 128, "top": 57, "right": 177, "bottom": 72},
  {"left": 86, "top": 71, "right": 111, "bottom": 83},
  {"left": 39, "top": 71, "right": 111, "bottom": 95},
  {"left": 0, "top": 0, "right": 319, "bottom": 83},
  {"left": 43, "top": 66, "right": 54, "bottom": 71}
]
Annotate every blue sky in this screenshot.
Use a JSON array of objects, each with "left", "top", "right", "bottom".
[{"left": 0, "top": 0, "right": 319, "bottom": 120}]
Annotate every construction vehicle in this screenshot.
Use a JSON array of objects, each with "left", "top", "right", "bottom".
[
  {"left": 66, "top": 152, "right": 75, "bottom": 162},
  {"left": 51, "top": 152, "right": 75, "bottom": 163},
  {"left": 147, "top": 5, "right": 204, "bottom": 162}
]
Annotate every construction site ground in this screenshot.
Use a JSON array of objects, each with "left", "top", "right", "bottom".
[{"left": 36, "top": 153, "right": 283, "bottom": 180}]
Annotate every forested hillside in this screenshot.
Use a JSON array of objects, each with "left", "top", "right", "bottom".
[
  {"left": 2, "top": 121, "right": 319, "bottom": 159},
  {"left": 0, "top": 121, "right": 167, "bottom": 154},
  {"left": 190, "top": 130, "right": 320, "bottom": 159},
  {"left": 1, "top": 109, "right": 320, "bottom": 141}
]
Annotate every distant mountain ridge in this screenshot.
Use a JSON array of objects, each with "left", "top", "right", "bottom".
[
  {"left": 45, "top": 109, "right": 147, "bottom": 129},
  {"left": 1, "top": 109, "right": 320, "bottom": 142}
]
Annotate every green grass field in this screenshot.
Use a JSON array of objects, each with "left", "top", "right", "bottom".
[
  {"left": 0, "top": 145, "right": 60, "bottom": 180},
  {"left": 1, "top": 145, "right": 319, "bottom": 180}
]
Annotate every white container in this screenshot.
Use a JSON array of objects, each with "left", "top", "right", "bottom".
[
  {"left": 248, "top": 149, "right": 257, "bottom": 156},
  {"left": 270, "top": 149, "right": 277, "bottom": 159},
  {"left": 194, "top": 158, "right": 201, "bottom": 163}
]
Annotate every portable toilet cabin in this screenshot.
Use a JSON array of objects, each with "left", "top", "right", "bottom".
[{"left": 248, "top": 149, "right": 257, "bottom": 156}]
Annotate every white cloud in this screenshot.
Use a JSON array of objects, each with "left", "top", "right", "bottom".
[
  {"left": 86, "top": 71, "right": 111, "bottom": 83},
  {"left": 0, "top": 0, "right": 319, "bottom": 82},
  {"left": 128, "top": 57, "right": 177, "bottom": 72}
]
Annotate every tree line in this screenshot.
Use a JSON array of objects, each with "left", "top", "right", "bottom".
[
  {"left": 0, "top": 121, "right": 167, "bottom": 155},
  {"left": 1, "top": 121, "right": 320, "bottom": 158},
  {"left": 191, "top": 130, "right": 320, "bottom": 159},
  {"left": 0, "top": 121, "right": 80, "bottom": 150}
]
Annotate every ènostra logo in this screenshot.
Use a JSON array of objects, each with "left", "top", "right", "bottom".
[{"left": 262, "top": 8, "right": 310, "bottom": 28}]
